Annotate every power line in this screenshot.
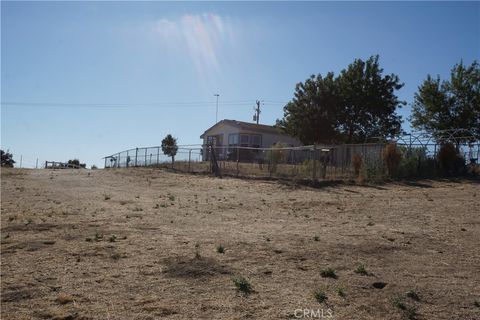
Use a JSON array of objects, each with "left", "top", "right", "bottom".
[{"left": 0, "top": 100, "right": 276, "bottom": 108}]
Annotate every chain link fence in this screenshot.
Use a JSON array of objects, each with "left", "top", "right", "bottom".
[
  {"left": 103, "top": 134, "right": 479, "bottom": 181},
  {"left": 104, "top": 143, "right": 388, "bottom": 181}
]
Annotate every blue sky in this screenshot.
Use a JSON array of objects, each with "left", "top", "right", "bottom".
[{"left": 1, "top": 1, "right": 479, "bottom": 168}]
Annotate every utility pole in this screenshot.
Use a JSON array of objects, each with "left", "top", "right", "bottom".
[
  {"left": 253, "top": 100, "right": 261, "bottom": 124},
  {"left": 214, "top": 94, "right": 220, "bottom": 123}
]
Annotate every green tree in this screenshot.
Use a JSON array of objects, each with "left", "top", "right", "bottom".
[
  {"left": 337, "top": 55, "right": 404, "bottom": 142},
  {"left": 1, "top": 150, "right": 15, "bottom": 167},
  {"left": 161, "top": 134, "right": 178, "bottom": 166},
  {"left": 278, "top": 55, "right": 404, "bottom": 144},
  {"left": 410, "top": 60, "right": 480, "bottom": 144},
  {"left": 276, "top": 73, "right": 340, "bottom": 144}
]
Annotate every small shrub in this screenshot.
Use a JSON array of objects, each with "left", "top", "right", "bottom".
[
  {"left": 95, "top": 232, "right": 103, "bottom": 241},
  {"left": 266, "top": 142, "right": 289, "bottom": 175},
  {"left": 360, "top": 158, "right": 384, "bottom": 183},
  {"left": 320, "top": 268, "right": 337, "bottom": 279},
  {"left": 168, "top": 195, "right": 175, "bottom": 202},
  {"left": 393, "top": 296, "right": 407, "bottom": 310},
  {"left": 474, "top": 300, "right": 480, "bottom": 308},
  {"left": 337, "top": 287, "right": 346, "bottom": 298},
  {"left": 406, "top": 290, "right": 419, "bottom": 301},
  {"left": 232, "top": 276, "right": 252, "bottom": 294},
  {"left": 313, "top": 236, "right": 320, "bottom": 241},
  {"left": 383, "top": 142, "right": 402, "bottom": 177},
  {"left": 194, "top": 243, "right": 201, "bottom": 259},
  {"left": 355, "top": 264, "right": 368, "bottom": 275},
  {"left": 314, "top": 289, "right": 328, "bottom": 303},
  {"left": 405, "top": 306, "right": 417, "bottom": 319},
  {"left": 109, "top": 235, "right": 117, "bottom": 242},
  {"left": 352, "top": 154, "right": 363, "bottom": 177},
  {"left": 103, "top": 194, "right": 111, "bottom": 201},
  {"left": 216, "top": 244, "right": 225, "bottom": 254},
  {"left": 111, "top": 253, "right": 121, "bottom": 260}
]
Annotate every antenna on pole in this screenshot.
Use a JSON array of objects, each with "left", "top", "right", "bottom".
[
  {"left": 214, "top": 94, "right": 220, "bottom": 123},
  {"left": 253, "top": 100, "right": 261, "bottom": 124}
]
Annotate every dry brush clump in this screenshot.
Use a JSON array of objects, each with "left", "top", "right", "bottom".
[
  {"left": 352, "top": 154, "right": 363, "bottom": 177},
  {"left": 383, "top": 143, "right": 402, "bottom": 177},
  {"left": 437, "top": 143, "right": 465, "bottom": 175}
]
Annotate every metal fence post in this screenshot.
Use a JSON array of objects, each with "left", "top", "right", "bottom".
[
  {"left": 157, "top": 147, "right": 160, "bottom": 166},
  {"left": 135, "top": 148, "right": 138, "bottom": 167}
]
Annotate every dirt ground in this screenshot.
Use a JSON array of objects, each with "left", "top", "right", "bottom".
[{"left": 1, "top": 168, "right": 479, "bottom": 320}]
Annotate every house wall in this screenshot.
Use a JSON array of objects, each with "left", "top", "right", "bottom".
[
  {"left": 202, "top": 123, "right": 239, "bottom": 159},
  {"left": 201, "top": 123, "right": 302, "bottom": 160},
  {"left": 247, "top": 131, "right": 301, "bottom": 148}
]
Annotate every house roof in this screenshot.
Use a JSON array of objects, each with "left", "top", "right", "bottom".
[{"left": 200, "top": 119, "right": 284, "bottom": 138}]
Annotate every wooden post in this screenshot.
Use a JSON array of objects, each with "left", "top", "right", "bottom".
[
  {"left": 188, "top": 149, "right": 192, "bottom": 172},
  {"left": 135, "top": 148, "right": 138, "bottom": 167},
  {"left": 312, "top": 145, "right": 317, "bottom": 182},
  {"left": 35, "top": 158, "right": 38, "bottom": 169},
  {"left": 144, "top": 149, "right": 147, "bottom": 167},
  {"left": 236, "top": 146, "right": 240, "bottom": 177},
  {"left": 157, "top": 147, "right": 160, "bottom": 166}
]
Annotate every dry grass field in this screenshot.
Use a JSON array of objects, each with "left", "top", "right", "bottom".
[{"left": 1, "top": 168, "right": 479, "bottom": 320}]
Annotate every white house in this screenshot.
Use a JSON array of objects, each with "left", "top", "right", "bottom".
[{"left": 200, "top": 119, "right": 302, "bottom": 161}]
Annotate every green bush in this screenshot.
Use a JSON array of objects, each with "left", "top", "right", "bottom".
[
  {"left": 302, "top": 159, "right": 323, "bottom": 178},
  {"left": 359, "top": 158, "right": 384, "bottom": 183},
  {"left": 266, "top": 142, "right": 289, "bottom": 175},
  {"left": 397, "top": 146, "right": 435, "bottom": 179},
  {"left": 232, "top": 275, "right": 252, "bottom": 294}
]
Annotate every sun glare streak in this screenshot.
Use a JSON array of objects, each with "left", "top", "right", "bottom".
[{"left": 150, "top": 14, "right": 236, "bottom": 80}]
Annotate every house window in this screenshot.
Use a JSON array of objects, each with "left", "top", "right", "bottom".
[
  {"left": 206, "top": 135, "right": 223, "bottom": 146},
  {"left": 206, "top": 136, "right": 216, "bottom": 146},
  {"left": 240, "top": 134, "right": 249, "bottom": 147},
  {"left": 250, "top": 135, "right": 261, "bottom": 148},
  {"left": 228, "top": 134, "right": 239, "bottom": 145}
]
